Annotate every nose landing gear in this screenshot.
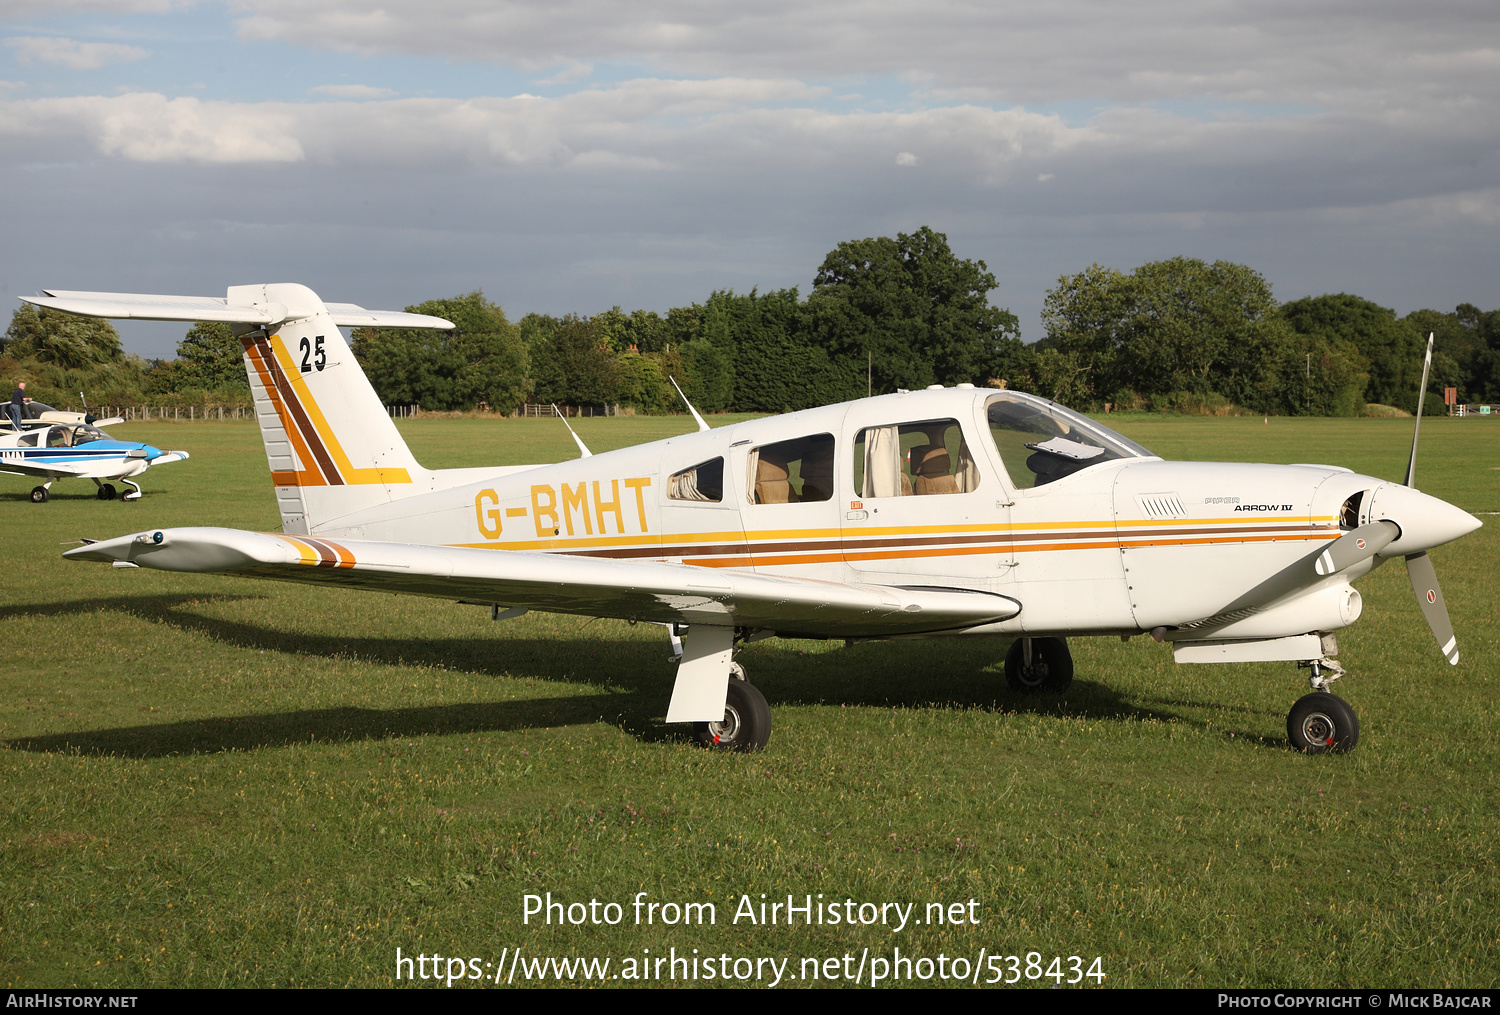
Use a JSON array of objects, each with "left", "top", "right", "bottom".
[{"left": 1288, "top": 657, "right": 1359, "bottom": 753}]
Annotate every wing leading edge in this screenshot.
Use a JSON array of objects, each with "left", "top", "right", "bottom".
[{"left": 63, "top": 527, "right": 1020, "bottom": 638}]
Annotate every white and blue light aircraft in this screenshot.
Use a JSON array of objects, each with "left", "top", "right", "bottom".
[
  {"left": 27, "top": 283, "right": 1482, "bottom": 754},
  {"left": 1, "top": 403, "right": 189, "bottom": 502}
]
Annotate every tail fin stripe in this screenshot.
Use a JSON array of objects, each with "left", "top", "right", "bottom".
[
  {"left": 242, "top": 335, "right": 332, "bottom": 487},
  {"left": 244, "top": 334, "right": 344, "bottom": 486},
  {"left": 263, "top": 333, "right": 411, "bottom": 487}
]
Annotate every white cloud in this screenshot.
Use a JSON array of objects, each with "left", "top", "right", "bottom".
[
  {"left": 0, "top": 93, "right": 303, "bottom": 162},
  {"left": 220, "top": 1, "right": 1500, "bottom": 112},
  {"left": 895, "top": 151, "right": 919, "bottom": 166},
  {"left": 309, "top": 84, "right": 397, "bottom": 99},
  {"left": 5, "top": 35, "right": 149, "bottom": 69}
]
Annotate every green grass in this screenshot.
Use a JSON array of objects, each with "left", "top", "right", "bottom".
[{"left": 1, "top": 414, "right": 1496, "bottom": 988}]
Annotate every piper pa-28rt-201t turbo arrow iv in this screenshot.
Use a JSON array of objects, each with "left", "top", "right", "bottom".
[{"left": 34, "top": 283, "right": 1480, "bottom": 754}]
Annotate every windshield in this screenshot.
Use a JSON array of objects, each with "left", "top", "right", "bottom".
[
  {"left": 986, "top": 392, "right": 1155, "bottom": 489},
  {"left": 70, "top": 425, "right": 107, "bottom": 445}
]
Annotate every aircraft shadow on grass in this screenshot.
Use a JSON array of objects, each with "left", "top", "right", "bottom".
[{"left": 3, "top": 593, "right": 1278, "bottom": 756}]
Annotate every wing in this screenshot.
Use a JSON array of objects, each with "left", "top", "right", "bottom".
[
  {"left": 64, "top": 526, "right": 1020, "bottom": 637},
  {"left": 0, "top": 457, "right": 86, "bottom": 479}
]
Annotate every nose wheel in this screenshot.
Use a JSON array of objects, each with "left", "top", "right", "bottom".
[{"left": 1287, "top": 692, "right": 1359, "bottom": 754}]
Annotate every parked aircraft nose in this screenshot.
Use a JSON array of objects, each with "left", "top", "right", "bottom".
[{"left": 1368, "top": 482, "right": 1482, "bottom": 556}]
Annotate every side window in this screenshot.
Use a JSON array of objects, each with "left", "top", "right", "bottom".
[
  {"left": 668, "top": 457, "right": 724, "bottom": 503},
  {"left": 852, "top": 419, "right": 980, "bottom": 497},
  {"left": 748, "top": 434, "right": 835, "bottom": 504},
  {"left": 17, "top": 432, "right": 39, "bottom": 448},
  {"left": 46, "top": 428, "right": 69, "bottom": 448}
]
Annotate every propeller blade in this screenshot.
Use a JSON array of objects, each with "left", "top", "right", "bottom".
[
  {"left": 1404, "top": 332, "right": 1434, "bottom": 488},
  {"left": 1406, "top": 551, "right": 1459, "bottom": 665},
  {"left": 1314, "top": 520, "right": 1400, "bottom": 576}
]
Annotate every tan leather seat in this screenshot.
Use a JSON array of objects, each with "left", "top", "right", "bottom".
[
  {"left": 755, "top": 452, "right": 794, "bottom": 504},
  {"left": 912, "top": 445, "right": 959, "bottom": 495}
]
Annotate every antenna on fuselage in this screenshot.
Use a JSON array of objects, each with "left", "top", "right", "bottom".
[
  {"left": 669, "top": 376, "right": 710, "bottom": 432},
  {"left": 551, "top": 404, "right": 592, "bottom": 458},
  {"left": 1404, "top": 332, "right": 1433, "bottom": 488}
]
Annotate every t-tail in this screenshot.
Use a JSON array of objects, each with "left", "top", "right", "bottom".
[{"left": 19, "top": 283, "right": 458, "bottom": 533}]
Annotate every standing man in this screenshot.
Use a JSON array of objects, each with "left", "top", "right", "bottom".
[{"left": 8, "top": 381, "right": 28, "bottom": 429}]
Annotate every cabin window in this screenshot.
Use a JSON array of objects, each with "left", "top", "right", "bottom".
[
  {"left": 668, "top": 457, "right": 724, "bottom": 502},
  {"left": 985, "top": 392, "right": 1151, "bottom": 489},
  {"left": 851, "top": 419, "right": 979, "bottom": 497},
  {"left": 747, "top": 434, "right": 835, "bottom": 504},
  {"left": 46, "top": 428, "right": 70, "bottom": 448},
  {"left": 16, "top": 432, "right": 38, "bottom": 448}
]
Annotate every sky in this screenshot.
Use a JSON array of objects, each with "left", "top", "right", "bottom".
[{"left": 1, "top": 1, "right": 1497, "bottom": 359}]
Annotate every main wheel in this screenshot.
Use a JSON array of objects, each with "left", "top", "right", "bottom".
[
  {"left": 1287, "top": 692, "right": 1359, "bottom": 754},
  {"left": 1004, "top": 637, "right": 1073, "bottom": 693},
  {"left": 97, "top": 484, "right": 116, "bottom": 501},
  {"left": 692, "top": 679, "right": 771, "bottom": 752},
  {"left": 30, "top": 486, "right": 48, "bottom": 503}
]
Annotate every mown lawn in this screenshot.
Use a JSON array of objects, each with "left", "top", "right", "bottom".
[{"left": 1, "top": 413, "right": 1496, "bottom": 988}]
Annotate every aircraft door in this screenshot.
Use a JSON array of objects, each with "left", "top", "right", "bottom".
[
  {"left": 739, "top": 428, "right": 846, "bottom": 577},
  {"left": 841, "top": 414, "right": 1012, "bottom": 589}
]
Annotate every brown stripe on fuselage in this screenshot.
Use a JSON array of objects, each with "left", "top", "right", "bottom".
[{"left": 556, "top": 520, "right": 1331, "bottom": 562}]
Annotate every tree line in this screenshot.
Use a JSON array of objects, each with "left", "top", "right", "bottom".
[{"left": 4, "top": 227, "right": 1497, "bottom": 417}]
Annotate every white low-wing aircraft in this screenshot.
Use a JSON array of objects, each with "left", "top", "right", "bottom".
[
  {"left": 33, "top": 284, "right": 1480, "bottom": 753},
  {"left": 1, "top": 401, "right": 189, "bottom": 502}
]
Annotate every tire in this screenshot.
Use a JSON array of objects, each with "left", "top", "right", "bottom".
[
  {"left": 1004, "top": 637, "right": 1073, "bottom": 693},
  {"left": 1287, "top": 692, "right": 1359, "bottom": 754},
  {"left": 97, "top": 484, "right": 116, "bottom": 501},
  {"left": 30, "top": 486, "right": 48, "bottom": 503},
  {"left": 692, "top": 679, "right": 772, "bottom": 752}
]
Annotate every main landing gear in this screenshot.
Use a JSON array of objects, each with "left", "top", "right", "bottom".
[
  {"left": 1287, "top": 657, "right": 1359, "bottom": 754},
  {"left": 30, "top": 485, "right": 49, "bottom": 503},
  {"left": 1004, "top": 636, "right": 1074, "bottom": 694},
  {"left": 691, "top": 664, "right": 772, "bottom": 753},
  {"left": 94, "top": 481, "right": 116, "bottom": 500}
]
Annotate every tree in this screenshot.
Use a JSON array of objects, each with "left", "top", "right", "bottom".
[
  {"left": 801, "top": 226, "right": 1022, "bottom": 393},
  {"left": 1279, "top": 294, "right": 1424, "bottom": 411},
  {"left": 353, "top": 292, "right": 527, "bottom": 411},
  {"left": 173, "top": 321, "right": 248, "bottom": 390},
  {"left": 1042, "top": 257, "right": 1292, "bottom": 411},
  {"left": 3, "top": 303, "right": 123, "bottom": 369},
  {"left": 530, "top": 314, "right": 621, "bottom": 407}
]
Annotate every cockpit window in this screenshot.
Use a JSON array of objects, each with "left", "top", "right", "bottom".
[
  {"left": 669, "top": 457, "right": 724, "bottom": 502},
  {"left": 70, "top": 425, "right": 106, "bottom": 446},
  {"left": 986, "top": 393, "right": 1154, "bottom": 489},
  {"left": 46, "top": 427, "right": 70, "bottom": 448}
]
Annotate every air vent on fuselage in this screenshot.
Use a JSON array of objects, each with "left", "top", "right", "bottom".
[{"left": 1135, "top": 492, "right": 1187, "bottom": 519}]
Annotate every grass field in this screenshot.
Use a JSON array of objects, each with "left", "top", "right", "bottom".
[{"left": 1, "top": 413, "right": 1496, "bottom": 988}]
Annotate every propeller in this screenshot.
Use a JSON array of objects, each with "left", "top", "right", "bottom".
[
  {"left": 1401, "top": 333, "right": 1461, "bottom": 666},
  {"left": 1314, "top": 520, "right": 1400, "bottom": 576}
]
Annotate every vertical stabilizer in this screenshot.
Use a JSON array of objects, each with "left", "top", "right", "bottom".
[{"left": 232, "top": 284, "right": 437, "bottom": 534}]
